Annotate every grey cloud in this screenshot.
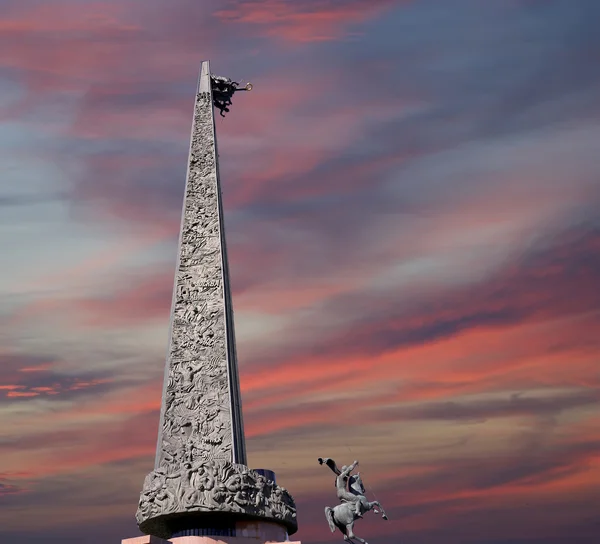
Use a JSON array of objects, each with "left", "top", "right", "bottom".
[
  {"left": 0, "top": 193, "right": 67, "bottom": 207},
  {"left": 376, "top": 389, "right": 600, "bottom": 423},
  {"left": 0, "top": 481, "right": 22, "bottom": 496},
  {"left": 0, "top": 352, "right": 143, "bottom": 404},
  {"left": 240, "top": 224, "right": 600, "bottom": 368}
]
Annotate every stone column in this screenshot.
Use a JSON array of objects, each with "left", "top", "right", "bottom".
[
  {"left": 154, "top": 60, "right": 245, "bottom": 470},
  {"left": 135, "top": 61, "right": 297, "bottom": 540}
]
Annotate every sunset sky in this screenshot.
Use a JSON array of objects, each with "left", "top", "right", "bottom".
[{"left": 1, "top": 1, "right": 599, "bottom": 543}]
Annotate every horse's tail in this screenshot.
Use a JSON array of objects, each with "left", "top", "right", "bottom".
[{"left": 325, "top": 506, "right": 336, "bottom": 533}]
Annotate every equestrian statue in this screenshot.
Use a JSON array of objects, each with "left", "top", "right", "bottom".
[{"left": 318, "top": 457, "right": 388, "bottom": 544}]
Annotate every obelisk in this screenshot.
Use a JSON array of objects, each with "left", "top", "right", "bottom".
[{"left": 133, "top": 61, "right": 298, "bottom": 542}]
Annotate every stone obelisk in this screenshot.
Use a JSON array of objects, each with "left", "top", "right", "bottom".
[{"left": 132, "top": 61, "right": 298, "bottom": 543}]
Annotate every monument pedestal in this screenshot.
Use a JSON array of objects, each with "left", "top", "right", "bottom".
[{"left": 123, "top": 520, "right": 301, "bottom": 544}]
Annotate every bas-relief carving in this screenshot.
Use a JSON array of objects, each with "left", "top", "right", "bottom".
[
  {"left": 156, "top": 92, "right": 232, "bottom": 470},
  {"left": 137, "top": 461, "right": 298, "bottom": 539}
]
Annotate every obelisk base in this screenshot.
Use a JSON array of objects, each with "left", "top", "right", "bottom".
[
  {"left": 123, "top": 520, "right": 301, "bottom": 544},
  {"left": 137, "top": 463, "right": 297, "bottom": 539}
]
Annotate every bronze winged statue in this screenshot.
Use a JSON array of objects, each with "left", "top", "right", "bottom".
[{"left": 210, "top": 75, "right": 252, "bottom": 117}]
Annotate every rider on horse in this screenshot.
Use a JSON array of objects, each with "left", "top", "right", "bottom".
[
  {"left": 335, "top": 461, "right": 365, "bottom": 518},
  {"left": 319, "top": 457, "right": 388, "bottom": 544}
]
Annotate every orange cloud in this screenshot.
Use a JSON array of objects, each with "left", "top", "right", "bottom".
[
  {"left": 6, "top": 391, "right": 39, "bottom": 398},
  {"left": 240, "top": 312, "right": 600, "bottom": 427},
  {"left": 19, "top": 363, "right": 54, "bottom": 373},
  {"left": 30, "top": 386, "right": 59, "bottom": 393},
  {"left": 0, "top": 379, "right": 162, "bottom": 479},
  {"left": 401, "top": 455, "right": 600, "bottom": 510},
  {"left": 0, "top": 375, "right": 111, "bottom": 400}
]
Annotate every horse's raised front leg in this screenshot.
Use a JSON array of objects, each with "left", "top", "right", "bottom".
[{"left": 370, "top": 501, "right": 388, "bottom": 520}]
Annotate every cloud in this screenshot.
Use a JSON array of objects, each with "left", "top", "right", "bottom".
[
  {"left": 236, "top": 225, "right": 600, "bottom": 377},
  {"left": 1, "top": 1, "right": 599, "bottom": 543},
  {"left": 0, "top": 409, "right": 158, "bottom": 466},
  {"left": 0, "top": 192, "right": 67, "bottom": 207},
  {"left": 0, "top": 2, "right": 141, "bottom": 97},
  {"left": 67, "top": 269, "right": 174, "bottom": 328},
  {"left": 375, "top": 389, "right": 600, "bottom": 424},
  {"left": 0, "top": 352, "right": 131, "bottom": 404},
  {"left": 287, "top": 430, "right": 600, "bottom": 543},
  {"left": 0, "top": 481, "right": 23, "bottom": 497},
  {"left": 3, "top": 263, "right": 174, "bottom": 335},
  {"left": 387, "top": 439, "right": 600, "bottom": 519},
  {"left": 0, "top": 0, "right": 223, "bottom": 232},
  {"left": 215, "top": 0, "right": 402, "bottom": 43}
]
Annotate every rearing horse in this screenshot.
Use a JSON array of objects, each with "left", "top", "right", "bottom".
[{"left": 319, "top": 458, "right": 388, "bottom": 544}]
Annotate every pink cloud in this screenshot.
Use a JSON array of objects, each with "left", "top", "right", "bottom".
[
  {"left": 216, "top": 0, "right": 403, "bottom": 43},
  {"left": 239, "top": 312, "right": 600, "bottom": 428},
  {"left": 19, "top": 363, "right": 54, "bottom": 373},
  {"left": 68, "top": 271, "right": 173, "bottom": 328},
  {"left": 0, "top": 2, "right": 140, "bottom": 94}
]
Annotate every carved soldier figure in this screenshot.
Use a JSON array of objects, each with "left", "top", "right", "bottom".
[
  {"left": 204, "top": 410, "right": 225, "bottom": 445},
  {"left": 181, "top": 461, "right": 215, "bottom": 508},
  {"left": 270, "top": 486, "right": 284, "bottom": 518},
  {"left": 280, "top": 487, "right": 297, "bottom": 520},
  {"left": 180, "top": 364, "right": 198, "bottom": 393},
  {"left": 223, "top": 474, "right": 245, "bottom": 508},
  {"left": 139, "top": 476, "right": 162, "bottom": 519},
  {"left": 254, "top": 474, "right": 270, "bottom": 511},
  {"left": 184, "top": 389, "right": 203, "bottom": 411},
  {"left": 155, "top": 482, "right": 175, "bottom": 514},
  {"left": 182, "top": 440, "right": 195, "bottom": 462}
]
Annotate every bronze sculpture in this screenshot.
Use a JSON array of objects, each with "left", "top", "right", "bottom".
[
  {"left": 211, "top": 75, "right": 252, "bottom": 117},
  {"left": 319, "top": 458, "right": 388, "bottom": 544}
]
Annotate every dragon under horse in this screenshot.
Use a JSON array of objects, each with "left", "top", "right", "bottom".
[{"left": 318, "top": 458, "right": 388, "bottom": 544}]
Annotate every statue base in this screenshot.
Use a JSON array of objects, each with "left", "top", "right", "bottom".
[{"left": 122, "top": 520, "right": 301, "bottom": 544}]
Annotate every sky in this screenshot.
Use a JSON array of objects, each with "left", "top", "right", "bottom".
[{"left": 0, "top": 0, "right": 599, "bottom": 543}]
